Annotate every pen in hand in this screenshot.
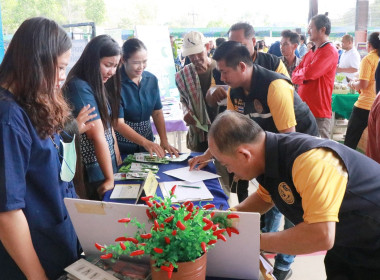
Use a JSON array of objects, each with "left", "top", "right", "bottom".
[{"left": 197, "top": 159, "right": 215, "bottom": 165}]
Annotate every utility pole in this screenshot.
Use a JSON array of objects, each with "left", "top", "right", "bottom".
[
  {"left": 355, "top": 0, "right": 369, "bottom": 44},
  {"left": 188, "top": 10, "right": 198, "bottom": 26},
  {"left": 308, "top": 0, "right": 318, "bottom": 23}
]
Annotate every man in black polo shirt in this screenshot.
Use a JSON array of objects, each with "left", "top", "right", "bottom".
[
  {"left": 206, "top": 22, "right": 290, "bottom": 109},
  {"left": 189, "top": 41, "right": 318, "bottom": 280},
  {"left": 228, "top": 22, "right": 289, "bottom": 77},
  {"left": 208, "top": 111, "right": 380, "bottom": 279}
]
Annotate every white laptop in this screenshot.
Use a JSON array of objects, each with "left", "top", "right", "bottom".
[{"left": 64, "top": 198, "right": 260, "bottom": 280}]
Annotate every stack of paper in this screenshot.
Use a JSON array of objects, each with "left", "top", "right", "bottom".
[{"left": 163, "top": 167, "right": 220, "bottom": 183}]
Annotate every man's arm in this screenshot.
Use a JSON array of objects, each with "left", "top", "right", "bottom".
[
  {"left": 261, "top": 221, "right": 335, "bottom": 255},
  {"left": 336, "top": 66, "right": 358, "bottom": 73},
  {"left": 205, "top": 86, "right": 228, "bottom": 108},
  {"left": 267, "top": 80, "right": 297, "bottom": 132},
  {"left": 234, "top": 191, "right": 274, "bottom": 214},
  {"left": 292, "top": 47, "right": 338, "bottom": 82},
  {"left": 349, "top": 79, "right": 369, "bottom": 91},
  {"left": 175, "top": 79, "right": 197, "bottom": 126},
  {"left": 291, "top": 53, "right": 307, "bottom": 85},
  {"left": 279, "top": 127, "right": 296, "bottom": 133}
]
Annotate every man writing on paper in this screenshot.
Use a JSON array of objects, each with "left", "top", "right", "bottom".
[{"left": 208, "top": 111, "right": 380, "bottom": 279}]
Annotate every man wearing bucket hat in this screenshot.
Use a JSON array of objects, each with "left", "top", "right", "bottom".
[{"left": 175, "top": 31, "right": 227, "bottom": 152}]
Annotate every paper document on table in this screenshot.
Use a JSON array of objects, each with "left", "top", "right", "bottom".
[
  {"left": 192, "top": 114, "right": 208, "bottom": 132},
  {"left": 110, "top": 184, "right": 140, "bottom": 199},
  {"left": 159, "top": 181, "right": 214, "bottom": 202},
  {"left": 65, "top": 258, "right": 119, "bottom": 280},
  {"left": 163, "top": 166, "right": 220, "bottom": 183}
]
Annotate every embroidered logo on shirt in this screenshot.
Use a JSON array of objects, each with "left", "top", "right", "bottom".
[
  {"left": 253, "top": 99, "right": 263, "bottom": 114},
  {"left": 233, "top": 98, "right": 245, "bottom": 113},
  {"left": 278, "top": 182, "right": 295, "bottom": 205}
]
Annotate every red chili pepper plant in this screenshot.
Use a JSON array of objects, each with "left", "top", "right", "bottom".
[{"left": 95, "top": 186, "right": 239, "bottom": 279}]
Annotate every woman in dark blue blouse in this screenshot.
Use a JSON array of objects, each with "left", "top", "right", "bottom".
[
  {"left": 64, "top": 36, "right": 166, "bottom": 200},
  {"left": 64, "top": 35, "right": 123, "bottom": 200},
  {"left": 0, "top": 17, "right": 80, "bottom": 279},
  {"left": 115, "top": 38, "right": 179, "bottom": 157}
]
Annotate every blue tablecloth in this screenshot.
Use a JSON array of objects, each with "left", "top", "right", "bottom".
[
  {"left": 103, "top": 153, "right": 229, "bottom": 210},
  {"left": 103, "top": 154, "right": 254, "bottom": 280}
]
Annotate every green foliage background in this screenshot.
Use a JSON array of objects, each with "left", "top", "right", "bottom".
[{"left": 0, "top": 0, "right": 106, "bottom": 34}]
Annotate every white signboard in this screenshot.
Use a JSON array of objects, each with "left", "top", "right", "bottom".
[
  {"left": 64, "top": 198, "right": 260, "bottom": 280},
  {"left": 135, "top": 26, "right": 179, "bottom": 99},
  {"left": 67, "top": 39, "right": 88, "bottom": 74}
]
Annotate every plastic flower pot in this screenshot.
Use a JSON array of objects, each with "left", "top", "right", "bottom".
[{"left": 150, "top": 252, "right": 207, "bottom": 280}]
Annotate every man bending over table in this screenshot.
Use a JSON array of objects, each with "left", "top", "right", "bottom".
[{"left": 208, "top": 110, "right": 380, "bottom": 279}]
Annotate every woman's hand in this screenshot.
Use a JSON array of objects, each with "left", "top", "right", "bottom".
[
  {"left": 142, "top": 140, "right": 165, "bottom": 158},
  {"left": 97, "top": 178, "right": 114, "bottom": 199},
  {"left": 160, "top": 141, "right": 179, "bottom": 158},
  {"left": 188, "top": 150, "right": 213, "bottom": 170},
  {"left": 76, "top": 104, "right": 97, "bottom": 134}
]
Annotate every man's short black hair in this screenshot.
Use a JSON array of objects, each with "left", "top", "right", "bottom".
[
  {"left": 215, "top": 37, "right": 226, "bottom": 48},
  {"left": 300, "top": 34, "right": 306, "bottom": 42},
  {"left": 209, "top": 111, "right": 264, "bottom": 155},
  {"left": 312, "top": 14, "right": 331, "bottom": 35},
  {"left": 281, "top": 30, "right": 300, "bottom": 45},
  {"left": 213, "top": 41, "right": 253, "bottom": 68},
  {"left": 228, "top": 22, "right": 255, "bottom": 39}
]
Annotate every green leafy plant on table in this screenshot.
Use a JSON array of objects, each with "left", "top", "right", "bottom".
[
  {"left": 336, "top": 74, "right": 345, "bottom": 83},
  {"left": 95, "top": 185, "right": 240, "bottom": 279}
]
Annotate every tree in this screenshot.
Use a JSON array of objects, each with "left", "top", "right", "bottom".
[
  {"left": 85, "top": 0, "right": 105, "bottom": 24},
  {"left": 62, "top": 0, "right": 86, "bottom": 25},
  {"left": 369, "top": 0, "right": 380, "bottom": 27},
  {"left": 1, "top": 0, "right": 66, "bottom": 34},
  {"left": 207, "top": 19, "right": 229, "bottom": 28}
]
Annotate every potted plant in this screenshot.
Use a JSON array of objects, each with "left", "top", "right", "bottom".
[{"left": 95, "top": 185, "right": 240, "bottom": 279}]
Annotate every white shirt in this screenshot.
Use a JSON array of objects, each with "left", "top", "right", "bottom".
[{"left": 338, "top": 47, "right": 361, "bottom": 82}]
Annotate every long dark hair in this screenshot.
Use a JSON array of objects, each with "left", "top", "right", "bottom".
[
  {"left": 368, "top": 32, "right": 380, "bottom": 56},
  {"left": 0, "top": 17, "right": 72, "bottom": 138},
  {"left": 122, "top": 38, "right": 147, "bottom": 61},
  {"left": 64, "top": 35, "right": 121, "bottom": 128}
]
